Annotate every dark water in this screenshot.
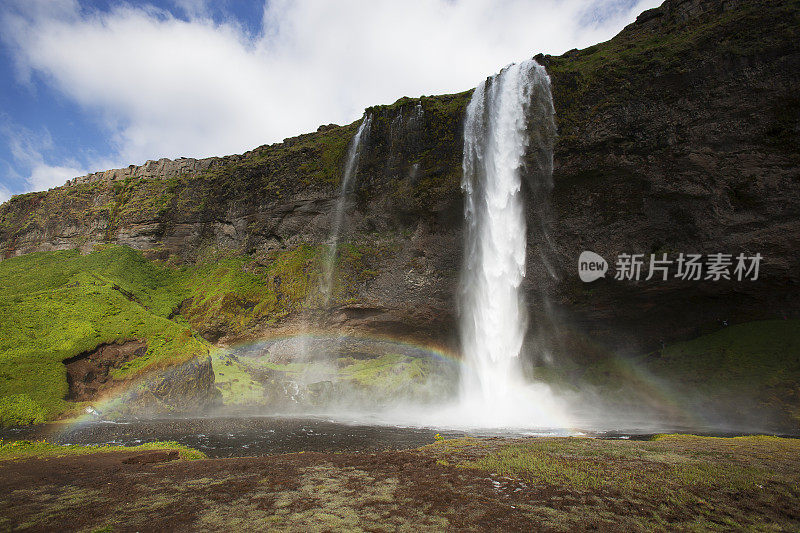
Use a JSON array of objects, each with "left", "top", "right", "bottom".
[
  {"left": 2, "top": 417, "right": 792, "bottom": 458},
  {"left": 0, "top": 417, "right": 467, "bottom": 458}
]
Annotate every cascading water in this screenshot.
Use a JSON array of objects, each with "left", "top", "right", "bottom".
[
  {"left": 320, "top": 113, "right": 372, "bottom": 304},
  {"left": 456, "top": 59, "right": 566, "bottom": 428},
  {"left": 292, "top": 114, "right": 371, "bottom": 382}
]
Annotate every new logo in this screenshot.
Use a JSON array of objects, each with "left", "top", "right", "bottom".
[{"left": 578, "top": 251, "right": 608, "bottom": 282}]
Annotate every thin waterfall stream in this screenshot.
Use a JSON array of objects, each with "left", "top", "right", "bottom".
[{"left": 320, "top": 114, "right": 372, "bottom": 305}]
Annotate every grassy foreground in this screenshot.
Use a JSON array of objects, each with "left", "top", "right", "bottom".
[
  {"left": 428, "top": 434, "right": 800, "bottom": 530},
  {"left": 0, "top": 434, "right": 797, "bottom": 531}
]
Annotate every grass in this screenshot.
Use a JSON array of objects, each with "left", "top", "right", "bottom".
[
  {"left": 0, "top": 439, "right": 205, "bottom": 461},
  {"left": 449, "top": 434, "right": 800, "bottom": 492},
  {"left": 424, "top": 434, "right": 800, "bottom": 530}
]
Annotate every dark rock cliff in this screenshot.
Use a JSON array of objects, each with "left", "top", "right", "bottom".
[{"left": 1, "top": 0, "right": 798, "bottom": 360}]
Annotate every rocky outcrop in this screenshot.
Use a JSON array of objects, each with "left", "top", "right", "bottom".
[
  {"left": 108, "top": 355, "right": 219, "bottom": 417},
  {"left": 1, "top": 0, "right": 798, "bottom": 361},
  {"left": 63, "top": 340, "right": 148, "bottom": 401},
  {"left": 67, "top": 157, "right": 220, "bottom": 186},
  {"left": 62, "top": 339, "right": 218, "bottom": 416}
]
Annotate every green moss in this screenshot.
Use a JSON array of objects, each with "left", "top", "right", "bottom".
[
  {"left": 645, "top": 320, "right": 800, "bottom": 422},
  {"left": 0, "top": 247, "right": 207, "bottom": 424},
  {"left": 211, "top": 351, "right": 266, "bottom": 405},
  {"left": 0, "top": 242, "right": 398, "bottom": 423},
  {"left": 0, "top": 395, "right": 46, "bottom": 426},
  {"left": 338, "top": 353, "right": 431, "bottom": 395},
  {"left": 179, "top": 243, "right": 326, "bottom": 335},
  {"left": 446, "top": 434, "right": 800, "bottom": 495},
  {"left": 0, "top": 439, "right": 205, "bottom": 461},
  {"left": 534, "top": 320, "right": 800, "bottom": 426}
]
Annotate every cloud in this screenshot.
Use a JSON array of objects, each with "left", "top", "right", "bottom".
[
  {"left": 0, "top": 184, "right": 10, "bottom": 204},
  {"left": 1, "top": 120, "right": 87, "bottom": 191},
  {"left": 2, "top": 0, "right": 660, "bottom": 191}
]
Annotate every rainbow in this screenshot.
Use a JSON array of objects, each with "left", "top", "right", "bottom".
[{"left": 47, "top": 330, "right": 711, "bottom": 437}]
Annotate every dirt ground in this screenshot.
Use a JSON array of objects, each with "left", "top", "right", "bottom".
[{"left": 1, "top": 436, "right": 799, "bottom": 532}]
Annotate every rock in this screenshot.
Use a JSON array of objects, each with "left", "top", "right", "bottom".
[
  {"left": 105, "top": 355, "right": 220, "bottom": 418},
  {"left": 63, "top": 340, "right": 148, "bottom": 401}
]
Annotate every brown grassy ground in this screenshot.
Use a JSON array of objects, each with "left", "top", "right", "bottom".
[{"left": 0, "top": 435, "right": 798, "bottom": 532}]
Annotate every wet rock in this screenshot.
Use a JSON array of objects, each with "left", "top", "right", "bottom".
[{"left": 107, "top": 355, "right": 220, "bottom": 418}]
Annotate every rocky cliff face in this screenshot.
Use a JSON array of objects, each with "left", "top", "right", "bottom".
[{"left": 1, "top": 0, "right": 798, "bottom": 360}]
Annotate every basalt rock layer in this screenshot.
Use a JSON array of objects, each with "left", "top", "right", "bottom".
[{"left": 1, "top": 0, "right": 798, "bottom": 363}]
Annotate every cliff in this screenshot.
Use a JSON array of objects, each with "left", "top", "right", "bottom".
[{"left": 0, "top": 0, "right": 798, "bottom": 422}]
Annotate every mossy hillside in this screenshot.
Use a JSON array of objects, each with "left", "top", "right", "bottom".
[
  {"left": 214, "top": 351, "right": 455, "bottom": 407},
  {"left": 338, "top": 353, "right": 447, "bottom": 399},
  {"left": 647, "top": 320, "right": 800, "bottom": 421},
  {"left": 533, "top": 319, "right": 800, "bottom": 427},
  {"left": 181, "top": 240, "right": 389, "bottom": 338},
  {"left": 211, "top": 350, "right": 266, "bottom": 406},
  {"left": 0, "top": 243, "right": 391, "bottom": 424},
  {"left": 0, "top": 248, "right": 208, "bottom": 425}
]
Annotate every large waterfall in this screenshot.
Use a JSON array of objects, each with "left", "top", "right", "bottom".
[{"left": 457, "top": 59, "right": 565, "bottom": 428}]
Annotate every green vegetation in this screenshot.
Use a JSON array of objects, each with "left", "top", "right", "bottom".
[
  {"left": 338, "top": 353, "right": 443, "bottom": 398},
  {"left": 212, "top": 350, "right": 265, "bottom": 405},
  {"left": 0, "top": 395, "right": 47, "bottom": 426},
  {"left": 0, "top": 439, "right": 205, "bottom": 461},
  {"left": 0, "top": 247, "right": 207, "bottom": 424},
  {"left": 0, "top": 243, "right": 392, "bottom": 425},
  {"left": 181, "top": 240, "right": 388, "bottom": 337},
  {"left": 213, "top": 349, "right": 455, "bottom": 407},
  {"left": 1, "top": 434, "right": 798, "bottom": 531},
  {"left": 649, "top": 320, "right": 800, "bottom": 402}
]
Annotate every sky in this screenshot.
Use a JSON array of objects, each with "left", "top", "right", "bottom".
[{"left": 0, "top": 0, "right": 661, "bottom": 203}]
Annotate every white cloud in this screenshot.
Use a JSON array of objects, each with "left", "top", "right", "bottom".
[
  {"left": 2, "top": 0, "right": 660, "bottom": 190},
  {"left": 1, "top": 120, "right": 87, "bottom": 192},
  {"left": 27, "top": 162, "right": 86, "bottom": 191},
  {"left": 0, "top": 184, "right": 10, "bottom": 205}
]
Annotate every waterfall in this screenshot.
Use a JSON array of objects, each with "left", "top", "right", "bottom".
[
  {"left": 458, "top": 59, "right": 563, "bottom": 426},
  {"left": 320, "top": 113, "right": 372, "bottom": 304},
  {"left": 290, "top": 114, "right": 372, "bottom": 388}
]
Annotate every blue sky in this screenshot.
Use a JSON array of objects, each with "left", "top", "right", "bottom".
[{"left": 0, "top": 0, "right": 659, "bottom": 203}]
